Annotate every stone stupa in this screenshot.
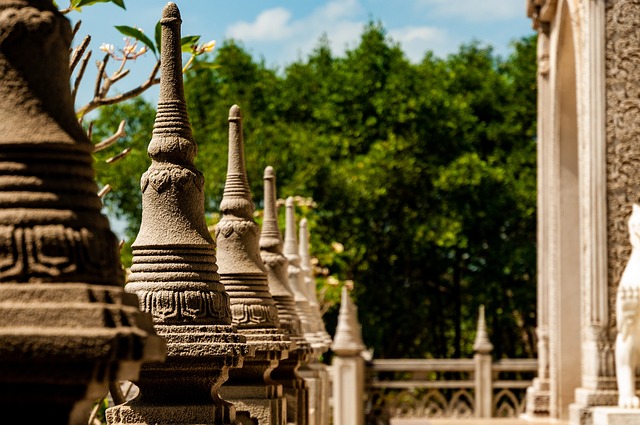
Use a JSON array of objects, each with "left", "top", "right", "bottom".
[
  {"left": 260, "top": 167, "right": 312, "bottom": 425},
  {"left": 216, "top": 104, "right": 292, "bottom": 425},
  {"left": 0, "top": 0, "right": 165, "bottom": 423},
  {"left": 106, "top": 3, "right": 250, "bottom": 424}
]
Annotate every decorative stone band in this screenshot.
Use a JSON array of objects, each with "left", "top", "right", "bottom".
[
  {"left": 216, "top": 218, "right": 259, "bottom": 239},
  {"left": 141, "top": 165, "right": 203, "bottom": 195},
  {"left": 222, "top": 275, "right": 280, "bottom": 327},
  {"left": 0, "top": 224, "right": 122, "bottom": 284},
  {"left": 127, "top": 245, "right": 231, "bottom": 325}
]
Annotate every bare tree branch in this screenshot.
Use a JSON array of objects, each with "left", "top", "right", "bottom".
[
  {"left": 70, "top": 35, "right": 91, "bottom": 74},
  {"left": 106, "top": 147, "right": 132, "bottom": 164},
  {"left": 94, "top": 120, "right": 126, "bottom": 152},
  {"left": 98, "top": 184, "right": 112, "bottom": 199},
  {"left": 94, "top": 53, "right": 109, "bottom": 100},
  {"left": 72, "top": 49, "right": 91, "bottom": 104},
  {"left": 77, "top": 60, "right": 160, "bottom": 120}
]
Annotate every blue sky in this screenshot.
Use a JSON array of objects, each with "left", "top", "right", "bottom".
[{"left": 71, "top": 0, "right": 534, "bottom": 109}]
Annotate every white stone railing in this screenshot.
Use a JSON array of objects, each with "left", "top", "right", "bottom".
[{"left": 363, "top": 357, "right": 537, "bottom": 420}]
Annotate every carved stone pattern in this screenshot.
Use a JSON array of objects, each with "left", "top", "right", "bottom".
[
  {"left": 230, "top": 303, "right": 279, "bottom": 326},
  {"left": 215, "top": 219, "right": 258, "bottom": 239},
  {"left": 261, "top": 251, "right": 287, "bottom": 268},
  {"left": 605, "top": 0, "right": 640, "bottom": 344},
  {"left": 140, "top": 166, "right": 203, "bottom": 194},
  {"left": 137, "top": 288, "right": 232, "bottom": 323},
  {"left": 0, "top": 224, "right": 121, "bottom": 283}
]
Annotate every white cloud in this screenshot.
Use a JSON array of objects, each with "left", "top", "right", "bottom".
[
  {"left": 416, "top": 0, "right": 523, "bottom": 22},
  {"left": 226, "top": 7, "right": 294, "bottom": 42},
  {"left": 225, "top": 0, "right": 457, "bottom": 65},
  {"left": 389, "top": 26, "right": 453, "bottom": 61}
]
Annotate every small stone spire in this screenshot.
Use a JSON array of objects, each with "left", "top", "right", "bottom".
[
  {"left": 0, "top": 1, "right": 165, "bottom": 422},
  {"left": 473, "top": 305, "right": 494, "bottom": 354},
  {"left": 216, "top": 104, "right": 291, "bottom": 425},
  {"left": 332, "top": 286, "right": 366, "bottom": 356},
  {"left": 260, "top": 166, "right": 312, "bottom": 425},
  {"left": 109, "top": 4, "right": 249, "bottom": 424},
  {"left": 284, "top": 197, "right": 319, "bottom": 340},
  {"left": 299, "top": 218, "right": 333, "bottom": 348},
  {"left": 260, "top": 168, "right": 304, "bottom": 335}
]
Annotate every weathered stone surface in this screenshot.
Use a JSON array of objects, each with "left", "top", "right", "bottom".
[
  {"left": 216, "top": 104, "right": 291, "bottom": 425},
  {"left": 106, "top": 4, "right": 249, "bottom": 424},
  {"left": 0, "top": 0, "right": 166, "bottom": 422},
  {"left": 260, "top": 166, "right": 312, "bottom": 425}
]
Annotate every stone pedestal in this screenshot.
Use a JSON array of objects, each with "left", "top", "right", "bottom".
[
  {"left": 0, "top": 1, "right": 165, "bottom": 423},
  {"left": 106, "top": 4, "right": 249, "bottom": 424}
]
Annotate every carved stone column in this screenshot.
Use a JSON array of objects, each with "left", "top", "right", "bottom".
[
  {"left": 299, "top": 218, "right": 332, "bottom": 425},
  {"left": 261, "top": 167, "right": 311, "bottom": 425},
  {"left": 525, "top": 24, "right": 552, "bottom": 420},
  {"left": 0, "top": 1, "right": 166, "bottom": 423},
  {"left": 216, "top": 105, "right": 292, "bottom": 425},
  {"left": 106, "top": 4, "right": 250, "bottom": 424}
]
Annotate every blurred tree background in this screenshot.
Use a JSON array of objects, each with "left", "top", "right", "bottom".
[{"left": 93, "top": 23, "right": 537, "bottom": 360}]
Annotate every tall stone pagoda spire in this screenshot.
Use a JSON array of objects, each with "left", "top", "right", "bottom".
[
  {"left": 260, "top": 167, "right": 311, "bottom": 425},
  {"left": 283, "top": 197, "right": 324, "bottom": 351},
  {"left": 216, "top": 104, "right": 292, "bottom": 425},
  {"left": 0, "top": 0, "right": 165, "bottom": 422},
  {"left": 299, "top": 218, "right": 333, "bottom": 347},
  {"left": 107, "top": 4, "right": 249, "bottom": 424}
]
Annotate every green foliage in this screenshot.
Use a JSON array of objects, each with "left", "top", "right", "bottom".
[{"left": 92, "top": 24, "right": 537, "bottom": 360}]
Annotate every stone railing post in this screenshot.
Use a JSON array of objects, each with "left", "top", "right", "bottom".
[
  {"left": 0, "top": 1, "right": 165, "bottom": 423},
  {"left": 473, "top": 305, "right": 494, "bottom": 418},
  {"left": 332, "top": 287, "right": 366, "bottom": 425},
  {"left": 106, "top": 4, "right": 251, "bottom": 424}
]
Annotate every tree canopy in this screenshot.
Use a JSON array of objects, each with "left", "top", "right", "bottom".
[{"left": 93, "top": 22, "right": 537, "bottom": 360}]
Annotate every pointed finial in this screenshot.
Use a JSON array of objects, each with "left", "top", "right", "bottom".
[
  {"left": 331, "top": 286, "right": 365, "bottom": 356},
  {"left": 473, "top": 305, "right": 494, "bottom": 354},
  {"left": 220, "top": 104, "right": 253, "bottom": 219},
  {"left": 284, "top": 197, "right": 300, "bottom": 261},
  {"left": 147, "top": 1, "right": 195, "bottom": 166},
  {"left": 260, "top": 166, "right": 282, "bottom": 251}
]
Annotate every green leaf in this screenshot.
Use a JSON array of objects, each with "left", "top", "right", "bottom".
[
  {"left": 154, "top": 21, "right": 162, "bottom": 55},
  {"left": 110, "top": 0, "right": 126, "bottom": 9},
  {"left": 181, "top": 35, "right": 201, "bottom": 53},
  {"left": 75, "top": 0, "right": 109, "bottom": 8},
  {"left": 188, "top": 61, "right": 220, "bottom": 71},
  {"left": 114, "top": 25, "right": 156, "bottom": 55}
]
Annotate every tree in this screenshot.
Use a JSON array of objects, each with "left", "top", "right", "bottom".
[{"left": 92, "top": 24, "right": 538, "bottom": 360}]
